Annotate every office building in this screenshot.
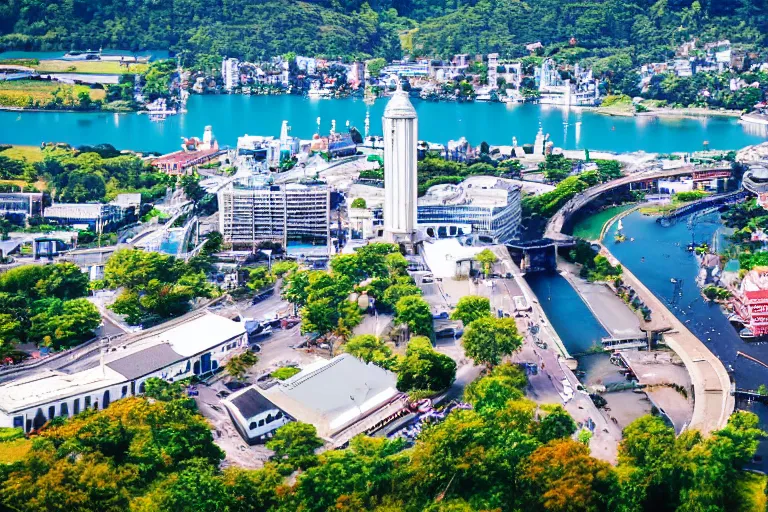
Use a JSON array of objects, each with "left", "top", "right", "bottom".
[
  {"left": 417, "top": 176, "right": 522, "bottom": 243},
  {"left": 218, "top": 177, "right": 330, "bottom": 251},
  {"left": 0, "top": 192, "right": 44, "bottom": 220}
]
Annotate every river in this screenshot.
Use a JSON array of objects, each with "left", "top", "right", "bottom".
[{"left": 1, "top": 94, "right": 767, "bottom": 154}]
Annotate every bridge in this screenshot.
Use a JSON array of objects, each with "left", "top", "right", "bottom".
[
  {"left": 657, "top": 190, "right": 747, "bottom": 226},
  {"left": 543, "top": 166, "right": 716, "bottom": 241}
]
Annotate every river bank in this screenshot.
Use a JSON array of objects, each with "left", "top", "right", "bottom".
[{"left": 587, "top": 104, "right": 744, "bottom": 119}]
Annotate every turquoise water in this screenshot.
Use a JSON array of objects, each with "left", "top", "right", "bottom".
[
  {"left": 1, "top": 94, "right": 766, "bottom": 153},
  {"left": 0, "top": 49, "right": 171, "bottom": 61}
]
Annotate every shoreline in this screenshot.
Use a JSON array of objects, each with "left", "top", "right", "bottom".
[
  {"left": 0, "top": 105, "right": 138, "bottom": 114},
  {"left": 587, "top": 106, "right": 743, "bottom": 119}
]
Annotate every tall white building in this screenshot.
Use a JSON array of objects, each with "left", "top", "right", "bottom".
[
  {"left": 382, "top": 83, "right": 418, "bottom": 243},
  {"left": 222, "top": 57, "right": 240, "bottom": 92}
]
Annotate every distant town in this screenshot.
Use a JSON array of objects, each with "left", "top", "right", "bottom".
[{"left": 1, "top": 37, "right": 768, "bottom": 126}]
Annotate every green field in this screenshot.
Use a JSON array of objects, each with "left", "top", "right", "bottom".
[
  {"left": 570, "top": 204, "right": 635, "bottom": 241},
  {"left": 0, "top": 145, "right": 43, "bottom": 162},
  {"left": 0, "top": 79, "right": 105, "bottom": 108}
]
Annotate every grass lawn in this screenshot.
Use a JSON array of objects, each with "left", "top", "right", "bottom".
[
  {"left": 271, "top": 366, "right": 301, "bottom": 380},
  {"left": 0, "top": 145, "right": 43, "bottom": 162},
  {"left": 734, "top": 471, "right": 767, "bottom": 512},
  {"left": 570, "top": 204, "right": 635, "bottom": 241},
  {"left": 0, "top": 438, "right": 32, "bottom": 464},
  {"left": 0, "top": 80, "right": 105, "bottom": 108},
  {"left": 32, "top": 60, "right": 147, "bottom": 75}
]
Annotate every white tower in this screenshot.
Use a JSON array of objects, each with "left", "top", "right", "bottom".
[{"left": 382, "top": 82, "right": 418, "bottom": 242}]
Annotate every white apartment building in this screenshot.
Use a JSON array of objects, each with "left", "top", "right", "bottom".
[
  {"left": 222, "top": 57, "right": 240, "bottom": 92},
  {"left": 218, "top": 178, "right": 330, "bottom": 250}
]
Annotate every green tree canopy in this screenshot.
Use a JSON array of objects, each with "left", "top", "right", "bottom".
[
  {"left": 461, "top": 316, "right": 523, "bottom": 368},
  {"left": 451, "top": 295, "right": 491, "bottom": 326}
]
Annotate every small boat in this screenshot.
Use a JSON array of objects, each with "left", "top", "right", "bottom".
[
  {"left": 740, "top": 327, "right": 757, "bottom": 340},
  {"left": 670, "top": 278, "right": 677, "bottom": 283},
  {"left": 63, "top": 49, "right": 101, "bottom": 61}
]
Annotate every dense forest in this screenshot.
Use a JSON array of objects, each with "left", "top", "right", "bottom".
[{"left": 1, "top": 0, "right": 767, "bottom": 68}]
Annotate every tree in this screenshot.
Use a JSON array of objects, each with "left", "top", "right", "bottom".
[
  {"left": 381, "top": 283, "right": 421, "bottom": 311},
  {"left": 271, "top": 260, "right": 298, "bottom": 278},
  {"left": 247, "top": 266, "right": 275, "bottom": 291},
  {"left": 396, "top": 336, "right": 456, "bottom": 392},
  {"left": 451, "top": 295, "right": 491, "bottom": 326},
  {"left": 181, "top": 174, "right": 206, "bottom": 210},
  {"left": 461, "top": 316, "right": 522, "bottom": 368},
  {"left": 395, "top": 295, "right": 433, "bottom": 337},
  {"left": 522, "top": 439, "right": 618, "bottom": 512},
  {"left": 366, "top": 58, "right": 387, "bottom": 77},
  {"left": 226, "top": 351, "right": 259, "bottom": 382},
  {"left": 536, "top": 406, "right": 577, "bottom": 444},
  {"left": 143, "top": 377, "right": 188, "bottom": 401},
  {"left": 282, "top": 269, "right": 311, "bottom": 307},
  {"left": 350, "top": 197, "right": 367, "bottom": 209},
  {"left": 343, "top": 334, "right": 397, "bottom": 370},
  {"left": 474, "top": 249, "right": 497, "bottom": 275},
  {"left": 267, "top": 422, "right": 324, "bottom": 470}
]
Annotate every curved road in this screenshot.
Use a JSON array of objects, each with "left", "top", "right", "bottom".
[
  {"left": 544, "top": 167, "right": 699, "bottom": 241},
  {"left": 545, "top": 168, "right": 734, "bottom": 435}
]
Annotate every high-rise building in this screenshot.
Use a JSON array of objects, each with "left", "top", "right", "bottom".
[
  {"left": 218, "top": 177, "right": 330, "bottom": 251},
  {"left": 382, "top": 83, "right": 418, "bottom": 243},
  {"left": 222, "top": 57, "right": 240, "bottom": 92}
]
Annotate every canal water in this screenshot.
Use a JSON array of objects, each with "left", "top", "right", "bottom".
[
  {"left": 2, "top": 94, "right": 767, "bottom": 153},
  {"left": 606, "top": 210, "right": 768, "bottom": 467},
  {"left": 525, "top": 271, "right": 609, "bottom": 356}
]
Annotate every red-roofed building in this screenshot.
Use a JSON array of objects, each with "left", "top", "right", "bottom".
[
  {"left": 151, "top": 125, "right": 222, "bottom": 175},
  {"left": 738, "top": 267, "right": 768, "bottom": 336}
]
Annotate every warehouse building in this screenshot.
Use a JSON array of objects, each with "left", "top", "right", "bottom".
[
  {"left": 0, "top": 313, "right": 247, "bottom": 433},
  {"left": 223, "top": 354, "right": 408, "bottom": 446}
]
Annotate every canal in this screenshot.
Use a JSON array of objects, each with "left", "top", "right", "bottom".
[
  {"left": 605, "top": 210, "right": 768, "bottom": 467},
  {"left": 1, "top": 94, "right": 767, "bottom": 153}
]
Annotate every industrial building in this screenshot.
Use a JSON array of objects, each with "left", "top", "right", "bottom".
[
  {"left": 217, "top": 177, "right": 330, "bottom": 251},
  {"left": 44, "top": 202, "right": 125, "bottom": 232},
  {"left": 417, "top": 176, "right": 523, "bottom": 243},
  {"left": 223, "top": 354, "right": 407, "bottom": 446},
  {"left": 0, "top": 313, "right": 247, "bottom": 433}
]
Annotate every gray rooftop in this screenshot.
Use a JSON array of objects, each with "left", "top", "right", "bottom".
[
  {"left": 280, "top": 354, "right": 396, "bottom": 416},
  {"left": 106, "top": 343, "right": 183, "bottom": 380},
  {"left": 230, "top": 387, "right": 281, "bottom": 419}
]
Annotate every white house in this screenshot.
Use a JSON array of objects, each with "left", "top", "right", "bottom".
[{"left": 222, "top": 387, "right": 291, "bottom": 444}]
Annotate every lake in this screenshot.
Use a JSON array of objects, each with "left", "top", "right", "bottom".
[{"left": 1, "top": 94, "right": 767, "bottom": 154}]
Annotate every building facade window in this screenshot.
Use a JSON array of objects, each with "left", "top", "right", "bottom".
[
  {"left": 60, "top": 402, "right": 68, "bottom": 417},
  {"left": 73, "top": 398, "right": 80, "bottom": 414},
  {"left": 84, "top": 396, "right": 91, "bottom": 409},
  {"left": 48, "top": 405, "right": 55, "bottom": 420}
]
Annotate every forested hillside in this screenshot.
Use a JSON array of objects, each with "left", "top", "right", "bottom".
[{"left": 1, "top": 0, "right": 767, "bottom": 68}]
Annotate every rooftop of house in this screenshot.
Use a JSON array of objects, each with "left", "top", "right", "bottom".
[
  {"left": 0, "top": 313, "right": 246, "bottom": 414},
  {"left": 255, "top": 354, "right": 400, "bottom": 438},
  {"left": 225, "top": 387, "right": 282, "bottom": 420}
]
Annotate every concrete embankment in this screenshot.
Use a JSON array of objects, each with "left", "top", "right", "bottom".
[{"left": 600, "top": 246, "right": 734, "bottom": 435}]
